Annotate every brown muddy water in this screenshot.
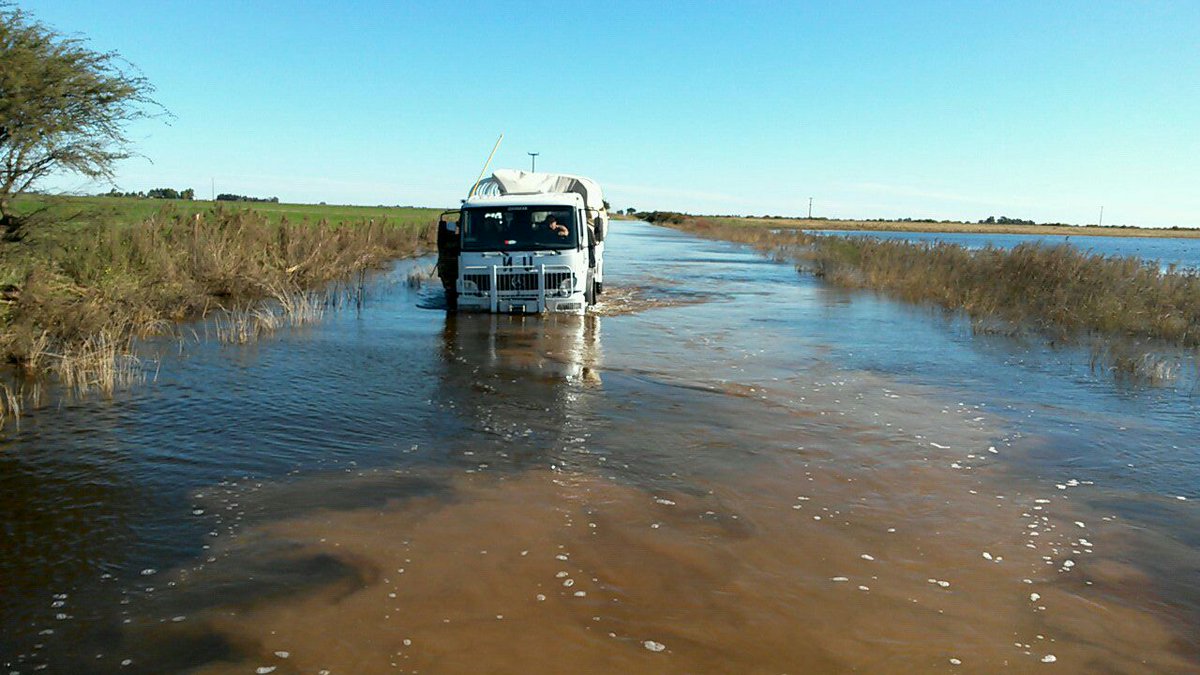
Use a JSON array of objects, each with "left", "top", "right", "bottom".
[{"left": 2, "top": 221, "right": 1198, "bottom": 673}]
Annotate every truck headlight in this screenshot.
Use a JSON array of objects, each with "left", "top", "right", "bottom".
[
  {"left": 460, "top": 279, "right": 478, "bottom": 293},
  {"left": 559, "top": 278, "right": 575, "bottom": 294}
]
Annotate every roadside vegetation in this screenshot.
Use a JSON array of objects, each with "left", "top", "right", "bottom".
[
  {"left": 653, "top": 213, "right": 1200, "bottom": 382},
  {"left": 0, "top": 198, "right": 438, "bottom": 422}
]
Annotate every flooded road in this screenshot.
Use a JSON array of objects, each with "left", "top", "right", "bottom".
[{"left": 2, "top": 221, "right": 1198, "bottom": 673}]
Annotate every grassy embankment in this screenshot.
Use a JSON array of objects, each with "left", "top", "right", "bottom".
[
  {"left": 649, "top": 213, "right": 1200, "bottom": 380},
  {"left": 0, "top": 196, "right": 440, "bottom": 421}
]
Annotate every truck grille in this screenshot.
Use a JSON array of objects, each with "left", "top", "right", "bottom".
[
  {"left": 463, "top": 272, "right": 491, "bottom": 293},
  {"left": 463, "top": 270, "right": 575, "bottom": 295},
  {"left": 544, "top": 270, "right": 573, "bottom": 293},
  {"left": 497, "top": 272, "right": 539, "bottom": 292}
]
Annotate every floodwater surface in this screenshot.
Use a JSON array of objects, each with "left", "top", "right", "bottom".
[{"left": 2, "top": 221, "right": 1198, "bottom": 673}]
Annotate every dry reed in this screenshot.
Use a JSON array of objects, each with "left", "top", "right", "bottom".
[
  {"left": 51, "top": 332, "right": 144, "bottom": 397},
  {"left": 269, "top": 285, "right": 326, "bottom": 327},
  {"left": 211, "top": 306, "right": 280, "bottom": 345},
  {"left": 0, "top": 382, "right": 19, "bottom": 428}
]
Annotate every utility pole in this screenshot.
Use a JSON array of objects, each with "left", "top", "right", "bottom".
[
  {"left": 1098, "top": 206, "right": 1104, "bottom": 227},
  {"left": 808, "top": 197, "right": 813, "bottom": 219},
  {"left": 528, "top": 152, "right": 539, "bottom": 172},
  {"left": 211, "top": 178, "right": 215, "bottom": 201}
]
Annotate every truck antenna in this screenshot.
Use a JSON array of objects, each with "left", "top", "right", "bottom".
[{"left": 468, "top": 133, "right": 504, "bottom": 198}]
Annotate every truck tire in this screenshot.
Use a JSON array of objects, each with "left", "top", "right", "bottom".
[{"left": 585, "top": 273, "right": 596, "bottom": 306}]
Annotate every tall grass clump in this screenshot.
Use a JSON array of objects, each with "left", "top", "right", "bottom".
[
  {"left": 52, "top": 332, "right": 144, "bottom": 397},
  {"left": 266, "top": 283, "right": 327, "bottom": 327},
  {"left": 0, "top": 382, "right": 20, "bottom": 428},
  {"left": 0, "top": 207, "right": 435, "bottom": 414},
  {"left": 211, "top": 306, "right": 279, "bottom": 345}
]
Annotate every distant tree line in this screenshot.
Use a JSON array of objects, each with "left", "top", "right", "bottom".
[
  {"left": 637, "top": 211, "right": 820, "bottom": 223},
  {"left": 978, "top": 215, "right": 1080, "bottom": 227},
  {"left": 97, "top": 188, "right": 281, "bottom": 204},
  {"left": 979, "top": 215, "right": 1034, "bottom": 225},
  {"left": 636, "top": 211, "right": 1089, "bottom": 228},
  {"left": 636, "top": 211, "right": 689, "bottom": 224},
  {"left": 148, "top": 187, "right": 193, "bottom": 199},
  {"left": 100, "top": 187, "right": 194, "bottom": 199},
  {"left": 217, "top": 193, "right": 279, "bottom": 203}
]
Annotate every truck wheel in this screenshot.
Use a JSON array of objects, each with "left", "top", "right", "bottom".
[
  {"left": 595, "top": 281, "right": 603, "bottom": 296},
  {"left": 585, "top": 274, "right": 596, "bottom": 306}
]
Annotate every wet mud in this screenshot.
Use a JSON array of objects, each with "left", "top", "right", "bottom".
[
  {"left": 126, "top": 474, "right": 1190, "bottom": 672},
  {"left": 109, "top": 368, "right": 1196, "bottom": 674}
]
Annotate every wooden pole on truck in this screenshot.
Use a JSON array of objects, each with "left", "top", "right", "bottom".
[{"left": 468, "top": 133, "right": 504, "bottom": 198}]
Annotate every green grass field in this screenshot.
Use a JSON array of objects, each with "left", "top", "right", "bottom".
[{"left": 12, "top": 194, "right": 444, "bottom": 229}]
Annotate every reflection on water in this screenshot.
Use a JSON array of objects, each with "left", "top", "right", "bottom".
[
  {"left": 2, "top": 221, "right": 1199, "bottom": 673},
  {"left": 441, "top": 312, "right": 603, "bottom": 387}
]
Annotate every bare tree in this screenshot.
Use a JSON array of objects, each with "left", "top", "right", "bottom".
[{"left": 1, "top": 3, "right": 162, "bottom": 236}]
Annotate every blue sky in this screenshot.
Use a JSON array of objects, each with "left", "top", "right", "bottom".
[{"left": 20, "top": 1, "right": 1200, "bottom": 227}]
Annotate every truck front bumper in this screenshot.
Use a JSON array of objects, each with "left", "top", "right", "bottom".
[
  {"left": 456, "top": 263, "right": 586, "bottom": 314},
  {"left": 456, "top": 294, "right": 586, "bottom": 314}
]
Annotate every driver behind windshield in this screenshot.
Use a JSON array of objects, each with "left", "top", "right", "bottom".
[{"left": 540, "top": 213, "right": 570, "bottom": 238}]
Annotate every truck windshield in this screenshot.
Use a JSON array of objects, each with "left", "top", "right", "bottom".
[{"left": 462, "top": 206, "right": 578, "bottom": 251}]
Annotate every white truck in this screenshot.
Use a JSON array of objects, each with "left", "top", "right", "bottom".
[{"left": 437, "top": 169, "right": 608, "bottom": 314}]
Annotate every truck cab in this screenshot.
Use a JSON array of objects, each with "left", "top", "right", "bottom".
[{"left": 438, "top": 170, "right": 607, "bottom": 314}]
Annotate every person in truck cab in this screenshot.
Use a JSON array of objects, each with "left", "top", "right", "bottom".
[{"left": 542, "top": 214, "right": 570, "bottom": 237}]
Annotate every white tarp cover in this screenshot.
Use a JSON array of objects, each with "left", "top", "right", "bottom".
[{"left": 479, "top": 169, "right": 606, "bottom": 212}]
